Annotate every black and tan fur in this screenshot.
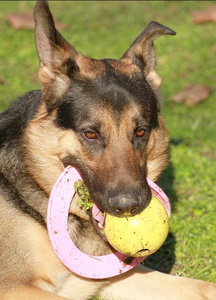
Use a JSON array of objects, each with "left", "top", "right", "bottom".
[{"left": 0, "top": 1, "right": 215, "bottom": 299}]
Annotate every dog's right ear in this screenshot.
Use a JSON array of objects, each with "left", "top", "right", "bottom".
[{"left": 33, "top": 0, "right": 79, "bottom": 107}]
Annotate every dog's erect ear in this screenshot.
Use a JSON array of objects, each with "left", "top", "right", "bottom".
[
  {"left": 33, "top": 0, "right": 79, "bottom": 105},
  {"left": 121, "top": 21, "right": 176, "bottom": 100}
]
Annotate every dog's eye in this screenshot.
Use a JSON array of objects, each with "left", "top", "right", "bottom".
[
  {"left": 84, "top": 131, "right": 97, "bottom": 140},
  {"left": 136, "top": 128, "right": 146, "bottom": 137}
]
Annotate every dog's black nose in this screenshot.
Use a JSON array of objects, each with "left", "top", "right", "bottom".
[{"left": 108, "top": 193, "right": 142, "bottom": 216}]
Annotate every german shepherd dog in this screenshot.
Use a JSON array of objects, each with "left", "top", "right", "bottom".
[{"left": 0, "top": 1, "right": 215, "bottom": 299}]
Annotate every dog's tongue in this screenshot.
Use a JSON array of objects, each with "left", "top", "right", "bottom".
[{"left": 92, "top": 203, "right": 104, "bottom": 224}]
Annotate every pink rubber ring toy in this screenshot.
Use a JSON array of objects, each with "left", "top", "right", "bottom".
[{"left": 47, "top": 166, "right": 171, "bottom": 279}]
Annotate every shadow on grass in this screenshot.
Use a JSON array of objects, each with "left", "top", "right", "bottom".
[{"left": 144, "top": 158, "right": 177, "bottom": 274}]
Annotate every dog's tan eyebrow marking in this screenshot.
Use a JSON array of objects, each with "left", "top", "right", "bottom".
[{"left": 78, "top": 120, "right": 102, "bottom": 133}]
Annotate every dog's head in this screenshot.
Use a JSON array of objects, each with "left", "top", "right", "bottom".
[{"left": 26, "top": 1, "right": 175, "bottom": 217}]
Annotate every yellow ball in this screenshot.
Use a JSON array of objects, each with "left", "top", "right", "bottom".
[{"left": 104, "top": 196, "right": 169, "bottom": 257}]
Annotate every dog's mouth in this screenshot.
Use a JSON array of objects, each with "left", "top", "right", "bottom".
[
  {"left": 91, "top": 204, "right": 108, "bottom": 241},
  {"left": 92, "top": 217, "right": 107, "bottom": 240},
  {"left": 70, "top": 184, "right": 108, "bottom": 240}
]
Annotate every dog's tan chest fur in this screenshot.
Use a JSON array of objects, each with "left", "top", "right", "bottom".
[{"left": 0, "top": 197, "right": 107, "bottom": 300}]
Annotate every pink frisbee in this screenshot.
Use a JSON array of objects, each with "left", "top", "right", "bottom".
[{"left": 47, "top": 166, "right": 171, "bottom": 279}]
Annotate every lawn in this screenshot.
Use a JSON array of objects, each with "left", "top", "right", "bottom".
[{"left": 0, "top": 0, "right": 215, "bottom": 291}]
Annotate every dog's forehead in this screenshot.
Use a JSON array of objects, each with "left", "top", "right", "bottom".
[
  {"left": 74, "top": 54, "right": 156, "bottom": 109},
  {"left": 58, "top": 54, "right": 158, "bottom": 130},
  {"left": 76, "top": 53, "right": 140, "bottom": 78}
]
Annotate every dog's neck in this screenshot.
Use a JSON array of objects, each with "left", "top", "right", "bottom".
[{"left": 23, "top": 106, "right": 65, "bottom": 196}]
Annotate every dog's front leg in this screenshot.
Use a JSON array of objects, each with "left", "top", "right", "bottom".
[
  {"left": 2, "top": 286, "right": 68, "bottom": 300},
  {"left": 99, "top": 264, "right": 216, "bottom": 300}
]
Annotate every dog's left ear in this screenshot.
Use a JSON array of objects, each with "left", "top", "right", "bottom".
[
  {"left": 33, "top": 0, "right": 79, "bottom": 108},
  {"left": 121, "top": 22, "right": 176, "bottom": 100}
]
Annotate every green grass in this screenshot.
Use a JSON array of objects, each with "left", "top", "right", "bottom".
[{"left": 0, "top": 0, "right": 216, "bottom": 293}]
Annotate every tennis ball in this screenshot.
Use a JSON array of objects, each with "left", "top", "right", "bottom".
[{"left": 104, "top": 195, "right": 169, "bottom": 257}]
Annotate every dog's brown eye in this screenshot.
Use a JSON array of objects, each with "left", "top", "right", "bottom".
[
  {"left": 84, "top": 131, "right": 97, "bottom": 140},
  {"left": 136, "top": 129, "right": 146, "bottom": 137}
]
